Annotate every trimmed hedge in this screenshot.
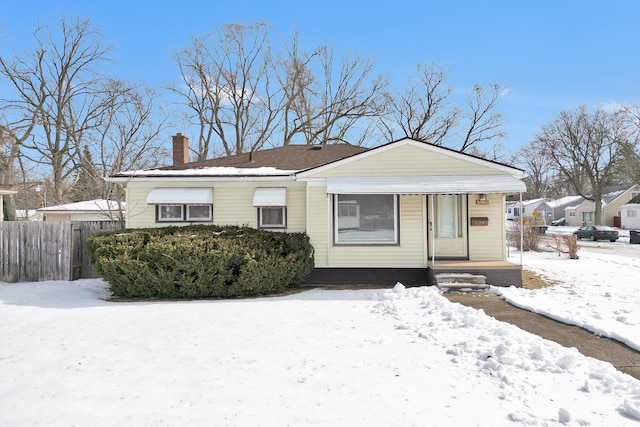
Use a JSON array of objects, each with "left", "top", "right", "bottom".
[{"left": 86, "top": 225, "right": 314, "bottom": 299}]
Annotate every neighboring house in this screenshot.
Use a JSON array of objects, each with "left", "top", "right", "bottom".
[
  {"left": 620, "top": 194, "right": 640, "bottom": 229},
  {"left": 547, "top": 195, "right": 584, "bottom": 222},
  {"left": 563, "top": 184, "right": 640, "bottom": 227},
  {"left": 506, "top": 201, "right": 518, "bottom": 220},
  {"left": 36, "top": 199, "right": 125, "bottom": 222},
  {"left": 510, "top": 198, "right": 553, "bottom": 223},
  {"left": 16, "top": 209, "right": 43, "bottom": 221},
  {"left": 0, "top": 187, "right": 18, "bottom": 222},
  {"left": 110, "top": 134, "right": 527, "bottom": 286}
]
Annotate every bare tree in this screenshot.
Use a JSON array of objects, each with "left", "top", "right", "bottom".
[
  {"left": 0, "top": 120, "right": 40, "bottom": 220},
  {"left": 171, "top": 22, "right": 281, "bottom": 159},
  {"left": 285, "top": 46, "right": 386, "bottom": 146},
  {"left": 91, "top": 82, "right": 169, "bottom": 206},
  {"left": 534, "top": 105, "right": 633, "bottom": 224},
  {"left": 458, "top": 83, "right": 506, "bottom": 152},
  {"left": 617, "top": 105, "right": 640, "bottom": 184},
  {"left": 0, "top": 16, "right": 113, "bottom": 205},
  {"left": 381, "top": 64, "right": 505, "bottom": 152},
  {"left": 379, "top": 63, "right": 456, "bottom": 144},
  {"left": 513, "top": 139, "right": 554, "bottom": 199}
]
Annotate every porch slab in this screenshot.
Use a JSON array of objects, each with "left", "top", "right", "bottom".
[{"left": 427, "top": 260, "right": 522, "bottom": 288}]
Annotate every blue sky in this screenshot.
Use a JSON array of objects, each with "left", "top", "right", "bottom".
[{"left": 3, "top": 0, "right": 640, "bottom": 153}]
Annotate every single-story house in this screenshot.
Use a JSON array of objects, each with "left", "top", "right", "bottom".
[
  {"left": 547, "top": 195, "right": 584, "bottom": 222},
  {"left": 36, "top": 199, "right": 125, "bottom": 222},
  {"left": 564, "top": 184, "right": 640, "bottom": 227},
  {"left": 16, "top": 209, "right": 43, "bottom": 221},
  {"left": 109, "top": 134, "right": 527, "bottom": 287},
  {"left": 620, "top": 194, "right": 640, "bottom": 230},
  {"left": 506, "top": 201, "right": 518, "bottom": 220},
  {"left": 509, "top": 198, "right": 553, "bottom": 223}
]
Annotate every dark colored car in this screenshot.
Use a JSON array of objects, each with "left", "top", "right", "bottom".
[{"left": 573, "top": 225, "right": 619, "bottom": 242}]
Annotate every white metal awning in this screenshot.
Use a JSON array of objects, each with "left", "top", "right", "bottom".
[
  {"left": 253, "top": 188, "right": 287, "bottom": 206},
  {"left": 326, "top": 175, "right": 526, "bottom": 194},
  {"left": 146, "top": 188, "right": 213, "bottom": 204}
]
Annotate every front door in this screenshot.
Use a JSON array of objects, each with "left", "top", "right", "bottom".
[{"left": 428, "top": 194, "right": 468, "bottom": 258}]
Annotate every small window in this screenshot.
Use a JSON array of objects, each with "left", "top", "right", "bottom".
[
  {"left": 157, "top": 204, "right": 213, "bottom": 222},
  {"left": 258, "top": 207, "right": 286, "bottom": 228},
  {"left": 628, "top": 210, "right": 638, "bottom": 218},
  {"left": 569, "top": 211, "right": 576, "bottom": 217},
  {"left": 158, "top": 205, "right": 183, "bottom": 221},
  {"left": 187, "top": 205, "right": 212, "bottom": 221}
]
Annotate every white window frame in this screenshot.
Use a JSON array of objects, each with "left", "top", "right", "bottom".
[
  {"left": 258, "top": 207, "right": 286, "bottom": 229},
  {"left": 628, "top": 209, "right": 638, "bottom": 218},
  {"left": 334, "top": 194, "right": 398, "bottom": 245},
  {"left": 187, "top": 205, "right": 213, "bottom": 221},
  {"left": 158, "top": 205, "right": 184, "bottom": 222},
  {"left": 157, "top": 204, "right": 213, "bottom": 222}
]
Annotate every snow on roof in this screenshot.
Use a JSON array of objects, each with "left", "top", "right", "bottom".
[
  {"left": 37, "top": 199, "right": 125, "bottom": 212},
  {"left": 116, "top": 166, "right": 297, "bottom": 177},
  {"left": 519, "top": 198, "right": 548, "bottom": 207},
  {"left": 547, "top": 195, "right": 583, "bottom": 208}
]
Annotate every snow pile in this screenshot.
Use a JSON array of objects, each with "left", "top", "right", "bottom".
[
  {"left": 374, "top": 284, "right": 640, "bottom": 425},
  {"left": 1, "top": 250, "right": 640, "bottom": 425},
  {"left": 498, "top": 249, "right": 640, "bottom": 351}
]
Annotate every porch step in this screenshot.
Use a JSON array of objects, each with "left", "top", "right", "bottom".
[
  {"left": 435, "top": 273, "right": 487, "bottom": 285},
  {"left": 437, "top": 282, "right": 490, "bottom": 292},
  {"left": 435, "top": 273, "right": 489, "bottom": 292}
]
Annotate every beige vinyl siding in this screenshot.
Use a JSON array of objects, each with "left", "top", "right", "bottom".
[
  {"left": 42, "top": 213, "right": 71, "bottom": 222},
  {"left": 308, "top": 193, "right": 426, "bottom": 268},
  {"left": 306, "top": 185, "right": 330, "bottom": 267},
  {"left": 467, "top": 194, "right": 505, "bottom": 261},
  {"left": 305, "top": 144, "right": 499, "bottom": 179},
  {"left": 44, "top": 212, "right": 119, "bottom": 222},
  {"left": 125, "top": 183, "right": 157, "bottom": 228},
  {"left": 125, "top": 180, "right": 305, "bottom": 231}
]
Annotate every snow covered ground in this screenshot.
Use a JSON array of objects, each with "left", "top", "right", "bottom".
[{"left": 1, "top": 241, "right": 640, "bottom": 426}]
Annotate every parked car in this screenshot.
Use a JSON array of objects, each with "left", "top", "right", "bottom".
[
  {"left": 551, "top": 218, "right": 566, "bottom": 226},
  {"left": 573, "top": 225, "right": 619, "bottom": 242}
]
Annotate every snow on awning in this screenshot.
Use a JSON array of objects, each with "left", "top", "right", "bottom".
[
  {"left": 253, "top": 188, "right": 287, "bottom": 206},
  {"left": 147, "top": 188, "right": 213, "bottom": 205},
  {"left": 326, "top": 175, "right": 526, "bottom": 194}
]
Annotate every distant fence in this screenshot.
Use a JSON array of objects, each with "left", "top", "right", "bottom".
[{"left": 0, "top": 221, "right": 122, "bottom": 283}]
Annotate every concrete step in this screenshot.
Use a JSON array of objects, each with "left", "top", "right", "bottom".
[
  {"left": 437, "top": 282, "right": 490, "bottom": 292},
  {"left": 435, "top": 273, "right": 487, "bottom": 285}
]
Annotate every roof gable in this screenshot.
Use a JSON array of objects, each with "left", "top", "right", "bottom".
[{"left": 297, "top": 138, "right": 525, "bottom": 179}]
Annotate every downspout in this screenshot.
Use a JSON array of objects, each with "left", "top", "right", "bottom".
[
  {"left": 327, "top": 193, "right": 332, "bottom": 266},
  {"left": 430, "top": 194, "right": 435, "bottom": 268},
  {"left": 519, "top": 192, "right": 523, "bottom": 267}
]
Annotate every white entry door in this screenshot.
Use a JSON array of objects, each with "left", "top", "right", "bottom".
[{"left": 429, "top": 194, "right": 468, "bottom": 258}]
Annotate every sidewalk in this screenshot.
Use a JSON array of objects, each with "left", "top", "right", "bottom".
[{"left": 445, "top": 292, "right": 640, "bottom": 380}]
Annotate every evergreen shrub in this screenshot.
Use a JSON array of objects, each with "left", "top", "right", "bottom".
[{"left": 86, "top": 225, "right": 314, "bottom": 299}]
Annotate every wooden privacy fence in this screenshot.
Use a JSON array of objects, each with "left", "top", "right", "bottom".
[{"left": 0, "top": 221, "right": 122, "bottom": 283}]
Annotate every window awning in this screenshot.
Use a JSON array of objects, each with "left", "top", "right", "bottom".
[
  {"left": 253, "top": 188, "right": 287, "bottom": 206},
  {"left": 147, "top": 188, "right": 213, "bottom": 205},
  {"left": 326, "top": 175, "right": 526, "bottom": 194}
]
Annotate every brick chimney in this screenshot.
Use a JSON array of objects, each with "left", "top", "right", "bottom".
[{"left": 172, "top": 133, "right": 189, "bottom": 165}]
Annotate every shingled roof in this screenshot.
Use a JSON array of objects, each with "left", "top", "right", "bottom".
[{"left": 160, "top": 144, "right": 368, "bottom": 171}]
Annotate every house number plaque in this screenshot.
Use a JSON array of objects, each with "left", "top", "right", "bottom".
[{"left": 470, "top": 217, "right": 489, "bottom": 226}]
